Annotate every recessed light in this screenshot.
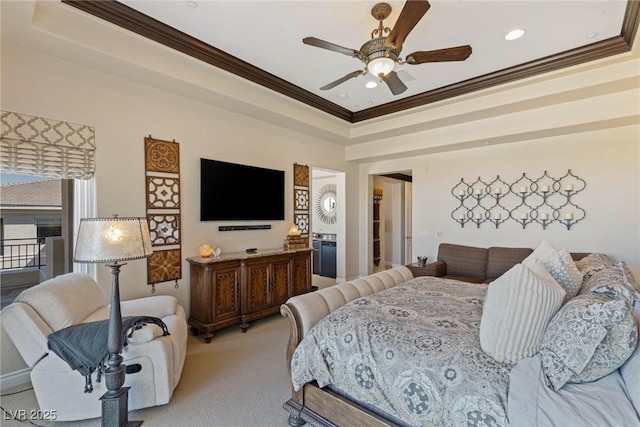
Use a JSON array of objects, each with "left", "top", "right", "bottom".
[
  {"left": 186, "top": 1, "right": 198, "bottom": 9},
  {"left": 365, "top": 81, "right": 378, "bottom": 89},
  {"left": 367, "top": 101, "right": 374, "bottom": 105},
  {"left": 586, "top": 32, "right": 599, "bottom": 39},
  {"left": 504, "top": 28, "right": 525, "bottom": 41},
  {"left": 337, "top": 93, "right": 348, "bottom": 100}
]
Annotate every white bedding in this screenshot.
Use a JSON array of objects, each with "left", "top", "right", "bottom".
[{"left": 508, "top": 354, "right": 640, "bottom": 427}]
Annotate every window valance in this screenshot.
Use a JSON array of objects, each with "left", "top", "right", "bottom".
[{"left": 1, "top": 111, "right": 95, "bottom": 180}]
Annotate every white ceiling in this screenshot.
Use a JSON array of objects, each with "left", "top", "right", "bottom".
[{"left": 119, "top": 0, "right": 628, "bottom": 113}]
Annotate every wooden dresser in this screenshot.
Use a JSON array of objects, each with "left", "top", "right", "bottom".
[{"left": 186, "top": 247, "right": 312, "bottom": 343}]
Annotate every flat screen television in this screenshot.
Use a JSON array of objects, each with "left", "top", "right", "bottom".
[{"left": 200, "top": 158, "right": 285, "bottom": 221}]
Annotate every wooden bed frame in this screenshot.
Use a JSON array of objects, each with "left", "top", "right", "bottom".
[
  {"left": 278, "top": 251, "right": 594, "bottom": 426},
  {"left": 280, "top": 304, "right": 400, "bottom": 427}
]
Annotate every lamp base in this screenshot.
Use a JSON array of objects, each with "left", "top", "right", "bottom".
[{"left": 100, "top": 386, "right": 142, "bottom": 427}]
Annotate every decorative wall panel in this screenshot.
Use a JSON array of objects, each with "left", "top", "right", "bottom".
[
  {"left": 147, "top": 214, "right": 181, "bottom": 246},
  {"left": 144, "top": 136, "right": 182, "bottom": 291},
  {"left": 146, "top": 176, "right": 180, "bottom": 209},
  {"left": 293, "top": 163, "right": 310, "bottom": 246},
  {"left": 147, "top": 248, "right": 182, "bottom": 284},
  {"left": 451, "top": 170, "right": 586, "bottom": 230}
]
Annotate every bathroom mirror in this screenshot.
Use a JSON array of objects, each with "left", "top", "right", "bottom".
[{"left": 316, "top": 184, "right": 337, "bottom": 224}]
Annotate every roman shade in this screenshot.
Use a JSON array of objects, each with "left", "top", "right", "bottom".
[{"left": 1, "top": 110, "right": 95, "bottom": 179}]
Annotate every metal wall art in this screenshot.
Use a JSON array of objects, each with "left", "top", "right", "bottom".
[
  {"left": 451, "top": 170, "right": 586, "bottom": 230},
  {"left": 316, "top": 183, "right": 338, "bottom": 225},
  {"left": 144, "top": 136, "right": 182, "bottom": 291}
]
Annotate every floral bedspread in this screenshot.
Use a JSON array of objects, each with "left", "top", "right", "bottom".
[{"left": 290, "top": 276, "right": 511, "bottom": 427}]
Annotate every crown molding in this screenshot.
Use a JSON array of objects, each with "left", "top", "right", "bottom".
[{"left": 62, "top": 0, "right": 639, "bottom": 124}]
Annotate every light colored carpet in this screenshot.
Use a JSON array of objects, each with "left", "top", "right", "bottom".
[
  {"left": 1, "top": 314, "right": 294, "bottom": 427},
  {"left": 312, "top": 274, "right": 336, "bottom": 289}
]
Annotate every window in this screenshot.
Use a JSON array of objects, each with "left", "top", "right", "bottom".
[
  {"left": 36, "top": 219, "right": 62, "bottom": 241},
  {"left": 0, "top": 173, "right": 68, "bottom": 307}
]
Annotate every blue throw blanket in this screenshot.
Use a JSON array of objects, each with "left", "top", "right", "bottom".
[{"left": 47, "top": 316, "right": 169, "bottom": 393}]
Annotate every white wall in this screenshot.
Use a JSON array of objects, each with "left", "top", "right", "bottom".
[
  {"left": 0, "top": 41, "right": 359, "bottom": 379},
  {"left": 360, "top": 125, "right": 640, "bottom": 272}
]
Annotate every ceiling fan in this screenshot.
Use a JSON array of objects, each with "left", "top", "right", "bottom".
[{"left": 303, "top": 1, "right": 472, "bottom": 95}]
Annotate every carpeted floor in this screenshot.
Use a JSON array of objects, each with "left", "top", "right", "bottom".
[{"left": 0, "top": 314, "right": 294, "bottom": 427}]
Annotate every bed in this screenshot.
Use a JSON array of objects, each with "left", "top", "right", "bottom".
[{"left": 280, "top": 248, "right": 640, "bottom": 427}]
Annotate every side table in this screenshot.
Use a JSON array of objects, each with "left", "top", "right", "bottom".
[{"left": 406, "top": 262, "right": 434, "bottom": 277}]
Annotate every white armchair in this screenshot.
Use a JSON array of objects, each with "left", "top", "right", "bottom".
[{"left": 1, "top": 272, "right": 187, "bottom": 421}]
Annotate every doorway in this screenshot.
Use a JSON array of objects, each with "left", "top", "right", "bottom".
[
  {"left": 371, "top": 172, "right": 412, "bottom": 273},
  {"left": 311, "top": 167, "right": 346, "bottom": 289}
]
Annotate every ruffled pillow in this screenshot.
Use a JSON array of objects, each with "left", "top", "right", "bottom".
[
  {"left": 579, "top": 265, "right": 636, "bottom": 308},
  {"left": 617, "top": 260, "right": 640, "bottom": 301},
  {"left": 575, "top": 253, "right": 616, "bottom": 280}
]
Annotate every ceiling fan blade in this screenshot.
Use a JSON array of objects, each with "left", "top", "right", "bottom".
[
  {"left": 406, "top": 45, "right": 472, "bottom": 64},
  {"left": 303, "top": 37, "right": 360, "bottom": 58},
  {"left": 320, "top": 70, "right": 365, "bottom": 91},
  {"left": 382, "top": 71, "right": 408, "bottom": 95},
  {"left": 386, "top": 0, "right": 430, "bottom": 49}
]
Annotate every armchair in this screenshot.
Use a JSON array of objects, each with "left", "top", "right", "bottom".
[{"left": 1, "top": 272, "right": 187, "bottom": 421}]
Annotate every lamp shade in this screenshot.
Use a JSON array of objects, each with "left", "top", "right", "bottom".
[
  {"left": 367, "top": 57, "right": 395, "bottom": 77},
  {"left": 74, "top": 216, "right": 153, "bottom": 263}
]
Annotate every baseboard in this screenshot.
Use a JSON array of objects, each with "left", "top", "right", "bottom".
[{"left": 0, "top": 368, "right": 31, "bottom": 390}]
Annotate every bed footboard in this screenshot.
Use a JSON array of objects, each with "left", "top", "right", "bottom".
[
  {"left": 282, "top": 383, "right": 400, "bottom": 427},
  {"left": 280, "top": 266, "right": 413, "bottom": 426}
]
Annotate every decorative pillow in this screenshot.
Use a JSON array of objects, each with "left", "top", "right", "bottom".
[
  {"left": 579, "top": 265, "right": 636, "bottom": 308},
  {"left": 541, "top": 250, "right": 583, "bottom": 302},
  {"left": 575, "top": 253, "right": 615, "bottom": 280},
  {"left": 569, "top": 301, "right": 637, "bottom": 384},
  {"left": 617, "top": 260, "right": 640, "bottom": 301},
  {"left": 620, "top": 301, "right": 640, "bottom": 418},
  {"left": 540, "top": 294, "right": 635, "bottom": 391},
  {"left": 522, "top": 242, "right": 582, "bottom": 302},
  {"left": 480, "top": 262, "right": 565, "bottom": 364}
]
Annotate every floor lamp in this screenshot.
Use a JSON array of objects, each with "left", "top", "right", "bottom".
[{"left": 74, "top": 216, "right": 153, "bottom": 427}]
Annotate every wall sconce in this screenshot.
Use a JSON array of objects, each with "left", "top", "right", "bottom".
[{"left": 451, "top": 170, "right": 586, "bottom": 230}]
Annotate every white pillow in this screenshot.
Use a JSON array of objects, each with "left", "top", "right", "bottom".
[
  {"left": 523, "top": 241, "right": 582, "bottom": 301},
  {"left": 480, "top": 262, "right": 566, "bottom": 364},
  {"left": 522, "top": 240, "right": 557, "bottom": 267}
]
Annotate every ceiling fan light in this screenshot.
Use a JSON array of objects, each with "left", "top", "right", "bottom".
[{"left": 367, "top": 57, "right": 395, "bottom": 77}]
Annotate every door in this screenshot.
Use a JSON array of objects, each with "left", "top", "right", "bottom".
[
  {"left": 404, "top": 182, "right": 413, "bottom": 264},
  {"left": 270, "top": 254, "right": 291, "bottom": 306},
  {"left": 210, "top": 262, "right": 242, "bottom": 322},
  {"left": 245, "top": 258, "right": 271, "bottom": 314},
  {"left": 292, "top": 250, "right": 311, "bottom": 296}
]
